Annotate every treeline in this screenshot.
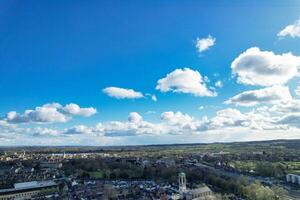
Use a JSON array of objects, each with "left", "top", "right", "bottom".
[
  {"left": 231, "top": 161, "right": 286, "bottom": 178},
  {"left": 63, "top": 158, "right": 179, "bottom": 182}
]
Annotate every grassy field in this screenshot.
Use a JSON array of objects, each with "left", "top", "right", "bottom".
[
  {"left": 283, "top": 162, "right": 300, "bottom": 175},
  {"left": 229, "top": 161, "right": 257, "bottom": 172},
  {"left": 88, "top": 171, "right": 105, "bottom": 179}
]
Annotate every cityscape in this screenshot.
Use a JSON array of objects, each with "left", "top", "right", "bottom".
[
  {"left": 1, "top": 141, "right": 300, "bottom": 199},
  {"left": 1, "top": 0, "right": 300, "bottom": 199}
]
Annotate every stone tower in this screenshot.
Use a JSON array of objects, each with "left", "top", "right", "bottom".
[{"left": 178, "top": 172, "right": 187, "bottom": 193}]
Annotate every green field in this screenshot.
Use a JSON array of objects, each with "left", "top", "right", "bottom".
[
  {"left": 88, "top": 171, "right": 105, "bottom": 179},
  {"left": 283, "top": 162, "right": 300, "bottom": 175}
]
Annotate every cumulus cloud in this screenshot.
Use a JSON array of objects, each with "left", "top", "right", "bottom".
[
  {"left": 98, "top": 111, "right": 202, "bottom": 136},
  {"left": 195, "top": 35, "right": 216, "bottom": 53},
  {"left": 209, "top": 108, "right": 247, "bottom": 128},
  {"left": 58, "top": 108, "right": 282, "bottom": 137},
  {"left": 278, "top": 18, "right": 300, "bottom": 38},
  {"left": 61, "top": 112, "right": 162, "bottom": 137},
  {"left": 64, "top": 103, "right": 97, "bottom": 117},
  {"left": 163, "top": 112, "right": 197, "bottom": 131},
  {"left": 33, "top": 127, "right": 61, "bottom": 137},
  {"left": 208, "top": 107, "right": 283, "bottom": 130},
  {"left": 0, "top": 120, "right": 13, "bottom": 128},
  {"left": 101, "top": 113, "right": 164, "bottom": 137},
  {"left": 6, "top": 106, "right": 69, "bottom": 123},
  {"left": 271, "top": 99, "right": 300, "bottom": 113},
  {"left": 156, "top": 68, "right": 216, "bottom": 97},
  {"left": 161, "top": 111, "right": 196, "bottom": 128},
  {"left": 225, "top": 85, "right": 292, "bottom": 106},
  {"left": 276, "top": 102, "right": 300, "bottom": 129},
  {"left": 60, "top": 112, "right": 199, "bottom": 137},
  {"left": 4, "top": 103, "right": 97, "bottom": 124},
  {"left": 231, "top": 47, "right": 300, "bottom": 86},
  {"left": 278, "top": 114, "right": 300, "bottom": 128},
  {"left": 102, "top": 87, "right": 144, "bottom": 99},
  {"left": 128, "top": 112, "right": 143, "bottom": 123},
  {"left": 64, "top": 125, "right": 95, "bottom": 135},
  {"left": 15, "top": 104, "right": 300, "bottom": 144}
]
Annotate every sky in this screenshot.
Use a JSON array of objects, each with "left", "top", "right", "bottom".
[{"left": 1, "top": 0, "right": 300, "bottom": 146}]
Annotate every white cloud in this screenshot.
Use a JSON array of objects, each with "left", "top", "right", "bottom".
[
  {"left": 58, "top": 112, "right": 197, "bottom": 137},
  {"left": 209, "top": 108, "right": 247, "bottom": 128},
  {"left": 156, "top": 68, "right": 216, "bottom": 97},
  {"left": 146, "top": 110, "right": 156, "bottom": 114},
  {"left": 101, "top": 113, "right": 164, "bottom": 137},
  {"left": 64, "top": 103, "right": 97, "bottom": 117},
  {"left": 231, "top": 47, "right": 300, "bottom": 86},
  {"left": 33, "top": 127, "right": 61, "bottom": 137},
  {"left": 161, "top": 111, "right": 198, "bottom": 130},
  {"left": 55, "top": 108, "right": 282, "bottom": 138},
  {"left": 295, "top": 85, "right": 300, "bottom": 96},
  {"left": 4, "top": 103, "right": 96, "bottom": 124},
  {"left": 195, "top": 35, "right": 216, "bottom": 53},
  {"left": 215, "top": 80, "right": 223, "bottom": 88},
  {"left": 128, "top": 112, "right": 143, "bottom": 123},
  {"left": 160, "top": 111, "right": 205, "bottom": 134},
  {"left": 278, "top": 114, "right": 300, "bottom": 128},
  {"left": 271, "top": 99, "right": 300, "bottom": 113},
  {"left": 151, "top": 95, "right": 157, "bottom": 102},
  {"left": 208, "top": 107, "right": 283, "bottom": 130},
  {"left": 145, "top": 93, "right": 157, "bottom": 102},
  {"left": 6, "top": 107, "right": 69, "bottom": 123},
  {"left": 0, "top": 120, "right": 13, "bottom": 128},
  {"left": 102, "top": 87, "right": 144, "bottom": 99},
  {"left": 64, "top": 125, "right": 94, "bottom": 135},
  {"left": 10, "top": 104, "right": 300, "bottom": 144},
  {"left": 198, "top": 106, "right": 204, "bottom": 110},
  {"left": 278, "top": 18, "right": 300, "bottom": 38},
  {"left": 225, "top": 85, "right": 292, "bottom": 106},
  {"left": 60, "top": 112, "right": 163, "bottom": 137}
]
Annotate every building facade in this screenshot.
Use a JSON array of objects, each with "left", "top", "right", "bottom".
[
  {"left": 0, "top": 181, "right": 58, "bottom": 200},
  {"left": 286, "top": 174, "right": 300, "bottom": 185},
  {"left": 177, "top": 172, "right": 214, "bottom": 200}
]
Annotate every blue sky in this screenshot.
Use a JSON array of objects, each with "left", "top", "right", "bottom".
[{"left": 1, "top": 1, "right": 300, "bottom": 145}]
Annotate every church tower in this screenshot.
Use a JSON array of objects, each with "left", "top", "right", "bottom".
[{"left": 178, "top": 172, "right": 187, "bottom": 193}]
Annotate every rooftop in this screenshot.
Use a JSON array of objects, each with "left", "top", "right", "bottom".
[
  {"left": 0, "top": 181, "right": 57, "bottom": 195},
  {"left": 188, "top": 186, "right": 212, "bottom": 195}
]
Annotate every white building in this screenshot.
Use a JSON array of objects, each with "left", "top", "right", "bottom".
[
  {"left": 286, "top": 174, "right": 300, "bottom": 185},
  {"left": 176, "top": 172, "right": 214, "bottom": 200},
  {"left": 185, "top": 186, "right": 214, "bottom": 200},
  {"left": 179, "top": 172, "right": 187, "bottom": 193},
  {"left": 0, "top": 181, "right": 58, "bottom": 200}
]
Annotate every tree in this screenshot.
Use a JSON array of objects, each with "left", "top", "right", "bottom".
[
  {"left": 271, "top": 186, "right": 287, "bottom": 200},
  {"left": 243, "top": 181, "right": 276, "bottom": 200},
  {"left": 103, "top": 184, "right": 118, "bottom": 200}
]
